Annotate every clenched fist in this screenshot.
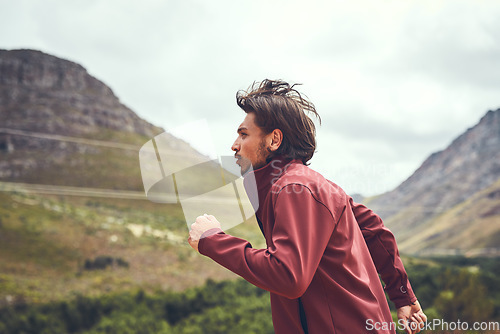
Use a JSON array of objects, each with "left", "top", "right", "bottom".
[
  {"left": 188, "top": 214, "right": 222, "bottom": 252},
  {"left": 397, "top": 300, "right": 427, "bottom": 334}
]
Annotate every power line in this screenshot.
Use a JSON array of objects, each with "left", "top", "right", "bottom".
[
  {"left": 0, "top": 127, "right": 140, "bottom": 151},
  {"left": 0, "top": 181, "right": 150, "bottom": 200},
  {"left": 0, "top": 181, "right": 238, "bottom": 204},
  {"left": 0, "top": 127, "right": 199, "bottom": 158}
]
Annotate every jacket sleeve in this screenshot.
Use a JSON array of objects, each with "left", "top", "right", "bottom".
[
  {"left": 351, "top": 197, "right": 417, "bottom": 308},
  {"left": 198, "top": 184, "right": 336, "bottom": 299}
]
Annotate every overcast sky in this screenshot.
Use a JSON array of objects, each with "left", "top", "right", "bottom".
[{"left": 1, "top": 0, "right": 499, "bottom": 196}]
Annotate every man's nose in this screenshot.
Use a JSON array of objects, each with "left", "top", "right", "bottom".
[{"left": 231, "top": 138, "right": 239, "bottom": 152}]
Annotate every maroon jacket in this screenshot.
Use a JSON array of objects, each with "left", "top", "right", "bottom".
[{"left": 199, "top": 157, "right": 416, "bottom": 333}]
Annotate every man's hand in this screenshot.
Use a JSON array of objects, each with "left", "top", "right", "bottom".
[
  {"left": 188, "top": 214, "right": 221, "bottom": 252},
  {"left": 397, "top": 300, "right": 427, "bottom": 334}
]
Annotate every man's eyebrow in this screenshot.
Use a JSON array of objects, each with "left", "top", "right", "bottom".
[{"left": 237, "top": 127, "right": 248, "bottom": 133}]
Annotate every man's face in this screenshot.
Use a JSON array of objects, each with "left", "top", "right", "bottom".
[{"left": 231, "top": 112, "right": 270, "bottom": 175}]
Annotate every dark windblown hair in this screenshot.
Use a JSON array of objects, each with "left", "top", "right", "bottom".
[{"left": 236, "top": 79, "right": 321, "bottom": 165}]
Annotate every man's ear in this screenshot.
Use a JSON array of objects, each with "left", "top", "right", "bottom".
[{"left": 268, "top": 129, "right": 283, "bottom": 152}]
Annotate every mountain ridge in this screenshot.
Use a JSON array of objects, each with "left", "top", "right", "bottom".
[
  {"left": 0, "top": 48, "right": 162, "bottom": 138},
  {"left": 0, "top": 49, "right": 215, "bottom": 190},
  {"left": 366, "top": 108, "right": 500, "bottom": 255}
]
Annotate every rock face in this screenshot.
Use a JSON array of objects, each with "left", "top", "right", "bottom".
[
  {"left": 367, "top": 109, "right": 500, "bottom": 255},
  {"left": 0, "top": 49, "right": 162, "bottom": 139},
  {"left": 0, "top": 49, "right": 199, "bottom": 190}
]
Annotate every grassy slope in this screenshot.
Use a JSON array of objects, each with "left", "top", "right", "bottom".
[
  {"left": 0, "top": 190, "right": 265, "bottom": 306},
  {"left": 383, "top": 178, "right": 500, "bottom": 255}
]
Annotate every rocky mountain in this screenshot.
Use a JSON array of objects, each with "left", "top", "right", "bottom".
[
  {"left": 366, "top": 109, "right": 500, "bottom": 256},
  {"left": 0, "top": 49, "right": 207, "bottom": 190},
  {"left": 0, "top": 49, "right": 261, "bottom": 307},
  {"left": 0, "top": 49, "right": 159, "bottom": 138}
]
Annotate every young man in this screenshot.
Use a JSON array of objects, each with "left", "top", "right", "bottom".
[{"left": 188, "top": 80, "right": 426, "bottom": 334}]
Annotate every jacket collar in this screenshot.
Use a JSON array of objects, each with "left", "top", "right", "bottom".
[{"left": 243, "top": 155, "right": 302, "bottom": 215}]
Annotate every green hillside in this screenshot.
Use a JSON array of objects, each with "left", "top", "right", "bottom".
[
  {"left": 2, "top": 256, "right": 500, "bottom": 333},
  {"left": 0, "top": 189, "right": 265, "bottom": 306}
]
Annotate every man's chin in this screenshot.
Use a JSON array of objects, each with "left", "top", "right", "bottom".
[
  {"left": 238, "top": 161, "right": 255, "bottom": 176},
  {"left": 240, "top": 165, "right": 251, "bottom": 176}
]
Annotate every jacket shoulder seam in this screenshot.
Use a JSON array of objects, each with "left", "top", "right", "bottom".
[{"left": 274, "top": 183, "right": 337, "bottom": 223}]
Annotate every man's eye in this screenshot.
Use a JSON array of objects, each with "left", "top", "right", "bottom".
[{"left": 241, "top": 133, "right": 247, "bottom": 137}]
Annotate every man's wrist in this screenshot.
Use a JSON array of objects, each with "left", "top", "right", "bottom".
[
  {"left": 395, "top": 295, "right": 418, "bottom": 309},
  {"left": 198, "top": 228, "right": 224, "bottom": 255},
  {"left": 201, "top": 228, "right": 223, "bottom": 239}
]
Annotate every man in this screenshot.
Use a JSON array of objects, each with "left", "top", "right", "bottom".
[{"left": 188, "top": 79, "right": 427, "bottom": 334}]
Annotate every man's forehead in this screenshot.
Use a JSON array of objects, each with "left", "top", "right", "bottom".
[{"left": 237, "top": 113, "right": 256, "bottom": 131}]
